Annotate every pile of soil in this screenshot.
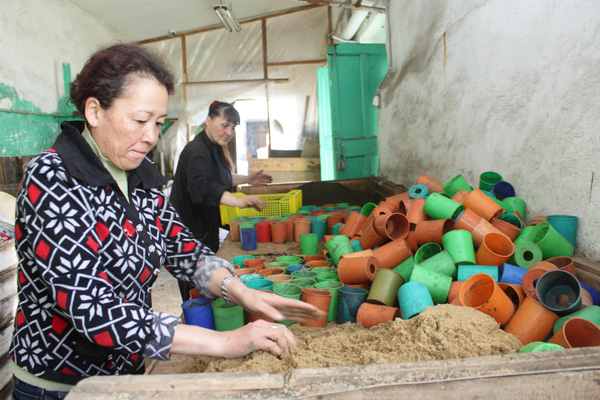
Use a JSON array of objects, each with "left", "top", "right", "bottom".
[
  {"left": 298, "top": 181, "right": 381, "bottom": 207},
  {"left": 177, "top": 304, "right": 522, "bottom": 375}
]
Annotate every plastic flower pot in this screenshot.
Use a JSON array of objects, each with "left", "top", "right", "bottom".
[
  {"left": 547, "top": 317, "right": 600, "bottom": 348},
  {"left": 546, "top": 215, "right": 578, "bottom": 249},
  {"left": 413, "top": 242, "right": 442, "bottom": 265},
  {"left": 182, "top": 298, "right": 214, "bottom": 329},
  {"left": 497, "top": 212, "right": 523, "bottom": 229},
  {"left": 479, "top": 171, "right": 503, "bottom": 191},
  {"left": 379, "top": 192, "right": 409, "bottom": 212},
  {"left": 545, "top": 256, "right": 576, "bottom": 276},
  {"left": 277, "top": 255, "right": 302, "bottom": 265},
  {"left": 392, "top": 256, "right": 415, "bottom": 283},
  {"left": 580, "top": 282, "right": 600, "bottom": 305},
  {"left": 408, "top": 183, "right": 430, "bottom": 199},
  {"left": 273, "top": 283, "right": 302, "bottom": 299},
  {"left": 356, "top": 302, "right": 401, "bottom": 328},
  {"left": 245, "top": 278, "right": 275, "bottom": 291},
  {"left": 372, "top": 238, "right": 413, "bottom": 269},
  {"left": 311, "top": 267, "right": 336, "bottom": 276},
  {"left": 373, "top": 213, "right": 410, "bottom": 241},
  {"left": 416, "top": 174, "right": 444, "bottom": 193},
  {"left": 258, "top": 267, "right": 285, "bottom": 277},
  {"left": 451, "top": 190, "right": 470, "bottom": 205},
  {"left": 240, "top": 227, "right": 257, "bottom": 251},
  {"left": 285, "top": 264, "right": 309, "bottom": 275},
  {"left": 447, "top": 281, "right": 465, "bottom": 305},
  {"left": 491, "top": 217, "right": 521, "bottom": 242},
  {"left": 405, "top": 198, "right": 430, "bottom": 226},
  {"left": 338, "top": 256, "right": 379, "bottom": 285},
  {"left": 414, "top": 218, "right": 455, "bottom": 246},
  {"left": 291, "top": 270, "right": 318, "bottom": 280},
  {"left": 265, "top": 274, "right": 293, "bottom": 285},
  {"left": 305, "top": 260, "right": 332, "bottom": 269},
  {"left": 324, "top": 235, "right": 354, "bottom": 266},
  {"left": 519, "top": 342, "right": 564, "bottom": 353},
  {"left": 243, "top": 258, "right": 267, "bottom": 271},
  {"left": 398, "top": 281, "right": 434, "bottom": 319},
  {"left": 340, "top": 211, "right": 367, "bottom": 238},
  {"left": 453, "top": 207, "right": 481, "bottom": 232},
  {"left": 535, "top": 270, "right": 582, "bottom": 317},
  {"left": 499, "top": 263, "right": 527, "bottom": 284},
  {"left": 459, "top": 273, "right": 515, "bottom": 326},
  {"left": 443, "top": 174, "right": 472, "bottom": 197},
  {"left": 294, "top": 219, "right": 312, "bottom": 242},
  {"left": 211, "top": 298, "right": 244, "bottom": 332},
  {"left": 234, "top": 267, "right": 257, "bottom": 277},
  {"left": 553, "top": 305, "right": 600, "bottom": 335},
  {"left": 471, "top": 218, "right": 504, "bottom": 248},
  {"left": 310, "top": 218, "right": 327, "bottom": 242},
  {"left": 265, "top": 261, "right": 289, "bottom": 270},
  {"left": 360, "top": 202, "right": 377, "bottom": 217},
  {"left": 409, "top": 264, "right": 452, "bottom": 304},
  {"left": 337, "top": 286, "right": 369, "bottom": 324},
  {"left": 463, "top": 189, "right": 504, "bottom": 221},
  {"left": 316, "top": 272, "right": 340, "bottom": 283},
  {"left": 326, "top": 214, "right": 345, "bottom": 235},
  {"left": 359, "top": 219, "right": 389, "bottom": 250},
  {"left": 239, "top": 222, "right": 256, "bottom": 230},
  {"left": 492, "top": 181, "right": 516, "bottom": 200},
  {"left": 315, "top": 280, "right": 345, "bottom": 322},
  {"left": 441, "top": 229, "right": 476, "bottom": 266},
  {"left": 255, "top": 221, "right": 272, "bottom": 243},
  {"left": 270, "top": 221, "right": 288, "bottom": 243},
  {"left": 503, "top": 295, "right": 559, "bottom": 346},
  {"left": 332, "top": 223, "right": 344, "bottom": 235},
  {"left": 530, "top": 221, "right": 574, "bottom": 258},
  {"left": 229, "top": 220, "right": 242, "bottom": 242},
  {"left": 456, "top": 265, "right": 499, "bottom": 282},
  {"left": 300, "top": 233, "right": 319, "bottom": 255},
  {"left": 423, "top": 193, "right": 465, "bottom": 220},
  {"left": 508, "top": 242, "right": 543, "bottom": 270},
  {"left": 300, "top": 288, "right": 332, "bottom": 328},
  {"left": 291, "top": 277, "right": 317, "bottom": 289},
  {"left": 475, "top": 232, "right": 515, "bottom": 266},
  {"left": 303, "top": 254, "right": 327, "bottom": 263},
  {"left": 232, "top": 254, "right": 255, "bottom": 266},
  {"left": 502, "top": 197, "right": 527, "bottom": 220},
  {"left": 366, "top": 268, "right": 404, "bottom": 307},
  {"left": 497, "top": 283, "right": 525, "bottom": 309},
  {"left": 416, "top": 250, "right": 457, "bottom": 279},
  {"left": 521, "top": 261, "right": 558, "bottom": 300},
  {"left": 239, "top": 273, "right": 263, "bottom": 283}
]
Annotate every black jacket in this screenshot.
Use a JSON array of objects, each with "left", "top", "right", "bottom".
[{"left": 170, "top": 130, "right": 232, "bottom": 251}]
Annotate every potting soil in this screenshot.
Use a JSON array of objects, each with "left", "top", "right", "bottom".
[{"left": 175, "top": 304, "right": 522, "bottom": 374}]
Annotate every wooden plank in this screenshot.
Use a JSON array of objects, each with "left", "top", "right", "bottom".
[
  {"left": 265, "top": 171, "right": 320, "bottom": 183},
  {"left": 239, "top": 177, "right": 381, "bottom": 195},
  {"left": 248, "top": 158, "right": 320, "bottom": 172}
]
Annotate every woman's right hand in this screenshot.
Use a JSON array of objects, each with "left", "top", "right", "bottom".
[{"left": 171, "top": 320, "right": 297, "bottom": 359}]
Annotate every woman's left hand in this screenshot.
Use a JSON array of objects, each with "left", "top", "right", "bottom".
[
  {"left": 239, "top": 195, "right": 267, "bottom": 212},
  {"left": 247, "top": 170, "right": 273, "bottom": 186}
]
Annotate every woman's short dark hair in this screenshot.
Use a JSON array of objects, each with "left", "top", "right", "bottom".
[
  {"left": 70, "top": 43, "right": 176, "bottom": 115},
  {"left": 208, "top": 101, "right": 240, "bottom": 125}
]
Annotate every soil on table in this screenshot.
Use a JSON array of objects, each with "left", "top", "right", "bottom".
[{"left": 175, "top": 304, "right": 522, "bottom": 375}]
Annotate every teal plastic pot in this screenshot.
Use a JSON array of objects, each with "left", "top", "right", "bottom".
[
  {"left": 277, "top": 255, "right": 302, "bottom": 265},
  {"left": 239, "top": 273, "right": 263, "bottom": 283},
  {"left": 291, "top": 270, "right": 318, "bottom": 280},
  {"left": 360, "top": 202, "right": 377, "bottom": 217},
  {"left": 519, "top": 341, "right": 564, "bottom": 353},
  {"left": 443, "top": 174, "right": 472, "bottom": 197},
  {"left": 413, "top": 242, "right": 442, "bottom": 265},
  {"left": 508, "top": 242, "right": 543, "bottom": 270},
  {"left": 310, "top": 219, "right": 327, "bottom": 242},
  {"left": 392, "top": 256, "right": 415, "bottom": 282},
  {"left": 409, "top": 264, "right": 452, "bottom": 304},
  {"left": 536, "top": 269, "right": 582, "bottom": 317},
  {"left": 503, "top": 197, "right": 527, "bottom": 220},
  {"left": 498, "top": 213, "right": 523, "bottom": 229},
  {"left": 479, "top": 171, "right": 503, "bottom": 191},
  {"left": 316, "top": 280, "right": 344, "bottom": 322},
  {"left": 245, "top": 278, "right": 275, "bottom": 291},
  {"left": 457, "top": 265, "right": 499, "bottom": 282},
  {"left": 423, "top": 192, "right": 464, "bottom": 220},
  {"left": 441, "top": 229, "right": 476, "bottom": 266},
  {"left": 366, "top": 268, "right": 404, "bottom": 307},
  {"left": 332, "top": 222, "right": 344, "bottom": 235},
  {"left": 513, "top": 225, "right": 537, "bottom": 244},
  {"left": 547, "top": 215, "right": 578, "bottom": 248},
  {"left": 416, "top": 250, "right": 457, "bottom": 279},
  {"left": 350, "top": 239, "right": 363, "bottom": 252},
  {"left": 324, "top": 235, "right": 354, "bottom": 266},
  {"left": 300, "top": 233, "right": 319, "bottom": 255},
  {"left": 398, "top": 281, "right": 434, "bottom": 319},
  {"left": 285, "top": 264, "right": 309, "bottom": 275},
  {"left": 232, "top": 254, "right": 255, "bottom": 266},
  {"left": 531, "top": 221, "right": 574, "bottom": 258},
  {"left": 553, "top": 305, "right": 600, "bottom": 335},
  {"left": 211, "top": 298, "right": 244, "bottom": 331},
  {"left": 409, "top": 183, "right": 430, "bottom": 199}
]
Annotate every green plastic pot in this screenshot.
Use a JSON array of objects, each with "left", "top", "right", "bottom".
[
  {"left": 315, "top": 280, "right": 344, "bottom": 322},
  {"left": 211, "top": 298, "right": 244, "bottom": 331},
  {"left": 392, "top": 256, "right": 415, "bottom": 282},
  {"left": 409, "top": 264, "right": 452, "bottom": 304},
  {"left": 441, "top": 229, "right": 476, "bottom": 266},
  {"left": 324, "top": 235, "right": 354, "bottom": 266}
]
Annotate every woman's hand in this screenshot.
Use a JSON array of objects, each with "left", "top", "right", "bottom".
[
  {"left": 171, "top": 320, "right": 297, "bottom": 359},
  {"left": 247, "top": 170, "right": 273, "bottom": 186},
  {"left": 239, "top": 195, "right": 266, "bottom": 212}
]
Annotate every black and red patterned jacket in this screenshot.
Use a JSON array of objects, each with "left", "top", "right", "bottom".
[{"left": 10, "top": 121, "right": 232, "bottom": 385}]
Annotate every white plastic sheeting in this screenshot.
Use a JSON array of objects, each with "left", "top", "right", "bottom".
[{"left": 145, "top": 6, "right": 328, "bottom": 177}]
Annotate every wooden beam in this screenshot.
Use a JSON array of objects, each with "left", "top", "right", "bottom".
[
  {"left": 248, "top": 157, "right": 320, "bottom": 172},
  {"left": 267, "top": 59, "right": 327, "bottom": 67},
  {"left": 296, "top": 0, "right": 386, "bottom": 14},
  {"left": 262, "top": 19, "right": 268, "bottom": 79},
  {"left": 184, "top": 78, "right": 288, "bottom": 86}
]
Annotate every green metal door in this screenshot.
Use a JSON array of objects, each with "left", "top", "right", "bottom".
[{"left": 319, "top": 43, "right": 387, "bottom": 180}]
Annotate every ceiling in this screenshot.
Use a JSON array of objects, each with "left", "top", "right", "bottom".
[{"left": 64, "top": 0, "right": 365, "bottom": 43}]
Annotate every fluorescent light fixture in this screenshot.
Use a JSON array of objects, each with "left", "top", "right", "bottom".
[{"left": 213, "top": 4, "right": 242, "bottom": 32}]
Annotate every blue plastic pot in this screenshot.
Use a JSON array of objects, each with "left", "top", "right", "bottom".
[
  {"left": 241, "top": 227, "right": 257, "bottom": 251},
  {"left": 182, "top": 298, "right": 214, "bottom": 329},
  {"left": 492, "top": 181, "right": 516, "bottom": 200},
  {"left": 499, "top": 262, "right": 527, "bottom": 284}
]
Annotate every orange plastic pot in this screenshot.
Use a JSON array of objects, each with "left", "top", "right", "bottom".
[
  {"left": 294, "top": 219, "right": 312, "bottom": 242},
  {"left": 451, "top": 190, "right": 470, "bottom": 205},
  {"left": 379, "top": 192, "right": 410, "bottom": 212},
  {"left": 300, "top": 288, "right": 332, "bottom": 328},
  {"left": 405, "top": 228, "right": 419, "bottom": 253},
  {"left": 356, "top": 302, "right": 401, "bottom": 328},
  {"left": 372, "top": 238, "right": 413, "bottom": 269},
  {"left": 270, "top": 221, "right": 288, "bottom": 243},
  {"left": 341, "top": 211, "right": 367, "bottom": 238},
  {"left": 303, "top": 254, "right": 327, "bottom": 262},
  {"left": 243, "top": 258, "right": 267, "bottom": 271},
  {"left": 305, "top": 260, "right": 331, "bottom": 268},
  {"left": 258, "top": 267, "right": 285, "bottom": 277},
  {"left": 235, "top": 267, "right": 257, "bottom": 277},
  {"left": 459, "top": 273, "right": 515, "bottom": 326},
  {"left": 545, "top": 256, "right": 576, "bottom": 277},
  {"left": 521, "top": 261, "right": 559, "bottom": 300},
  {"left": 338, "top": 256, "right": 379, "bottom": 285},
  {"left": 405, "top": 198, "right": 430, "bottom": 226},
  {"left": 447, "top": 281, "right": 465, "bottom": 304},
  {"left": 497, "top": 282, "right": 525, "bottom": 309},
  {"left": 503, "top": 295, "right": 559, "bottom": 345},
  {"left": 416, "top": 174, "right": 445, "bottom": 194},
  {"left": 359, "top": 219, "right": 389, "bottom": 250},
  {"left": 528, "top": 215, "right": 547, "bottom": 226},
  {"left": 463, "top": 188, "right": 504, "bottom": 221},
  {"left": 341, "top": 249, "right": 374, "bottom": 258},
  {"left": 491, "top": 217, "right": 521, "bottom": 242},
  {"left": 414, "top": 218, "right": 454, "bottom": 246},
  {"left": 361, "top": 205, "right": 393, "bottom": 236},
  {"left": 284, "top": 219, "right": 295, "bottom": 243},
  {"left": 326, "top": 214, "right": 345, "bottom": 235},
  {"left": 475, "top": 232, "right": 515, "bottom": 266},
  {"left": 454, "top": 208, "right": 482, "bottom": 232},
  {"left": 229, "top": 220, "right": 241, "bottom": 242},
  {"left": 547, "top": 317, "right": 600, "bottom": 348},
  {"left": 471, "top": 218, "right": 505, "bottom": 248},
  {"left": 265, "top": 274, "right": 293, "bottom": 284},
  {"left": 373, "top": 212, "right": 410, "bottom": 240}
]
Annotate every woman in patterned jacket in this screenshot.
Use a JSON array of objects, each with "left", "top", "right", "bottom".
[{"left": 10, "top": 43, "right": 322, "bottom": 399}]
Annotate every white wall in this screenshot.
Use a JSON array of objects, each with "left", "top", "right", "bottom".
[
  {"left": 0, "top": 0, "right": 125, "bottom": 112},
  {"left": 378, "top": 0, "right": 600, "bottom": 259}
]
